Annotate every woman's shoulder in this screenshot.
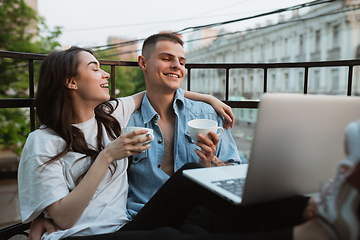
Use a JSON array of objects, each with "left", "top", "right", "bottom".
[
  {"left": 22, "top": 127, "right": 66, "bottom": 160},
  {"left": 109, "top": 97, "right": 135, "bottom": 126},
  {"left": 109, "top": 96, "right": 134, "bottom": 108},
  {"left": 27, "top": 126, "right": 63, "bottom": 141}
]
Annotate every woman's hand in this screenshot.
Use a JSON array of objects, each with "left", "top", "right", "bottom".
[
  {"left": 27, "top": 214, "right": 56, "bottom": 240},
  {"left": 183, "top": 90, "right": 235, "bottom": 129},
  {"left": 102, "top": 129, "right": 152, "bottom": 163},
  {"left": 209, "top": 99, "right": 235, "bottom": 129}
]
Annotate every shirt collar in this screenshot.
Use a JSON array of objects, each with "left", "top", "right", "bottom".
[
  {"left": 140, "top": 93, "right": 157, "bottom": 124},
  {"left": 173, "top": 88, "right": 185, "bottom": 110},
  {"left": 140, "top": 89, "right": 185, "bottom": 124}
]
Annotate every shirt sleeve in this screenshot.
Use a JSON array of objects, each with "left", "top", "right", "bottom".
[
  {"left": 18, "top": 131, "right": 69, "bottom": 223},
  {"left": 111, "top": 97, "right": 136, "bottom": 128}
]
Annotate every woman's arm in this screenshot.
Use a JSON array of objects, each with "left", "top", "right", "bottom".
[
  {"left": 131, "top": 90, "right": 146, "bottom": 112},
  {"left": 46, "top": 129, "right": 151, "bottom": 230},
  {"left": 183, "top": 90, "right": 235, "bottom": 129},
  {"left": 46, "top": 152, "right": 112, "bottom": 229}
]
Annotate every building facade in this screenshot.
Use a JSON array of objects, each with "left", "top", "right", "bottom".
[
  {"left": 107, "top": 37, "right": 139, "bottom": 61},
  {"left": 24, "top": 0, "right": 39, "bottom": 42},
  {"left": 184, "top": 0, "right": 360, "bottom": 123}
]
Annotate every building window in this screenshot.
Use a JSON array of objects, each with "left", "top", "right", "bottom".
[
  {"left": 258, "top": 74, "right": 263, "bottom": 93},
  {"left": 241, "top": 77, "right": 244, "bottom": 94},
  {"left": 284, "top": 38, "right": 288, "bottom": 56},
  {"left": 232, "top": 78, "right": 237, "bottom": 94},
  {"left": 331, "top": 69, "right": 339, "bottom": 93},
  {"left": 272, "top": 74, "right": 276, "bottom": 92},
  {"left": 299, "top": 34, "right": 304, "bottom": 55},
  {"left": 315, "top": 30, "right": 321, "bottom": 52},
  {"left": 249, "top": 76, "right": 253, "bottom": 93},
  {"left": 299, "top": 71, "right": 304, "bottom": 92},
  {"left": 250, "top": 47, "right": 254, "bottom": 62},
  {"left": 284, "top": 73, "right": 289, "bottom": 91},
  {"left": 333, "top": 25, "right": 339, "bottom": 48},
  {"left": 314, "top": 70, "right": 320, "bottom": 92},
  {"left": 272, "top": 41, "right": 275, "bottom": 58}
]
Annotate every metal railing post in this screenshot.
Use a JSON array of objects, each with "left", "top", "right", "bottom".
[
  {"left": 187, "top": 68, "right": 191, "bottom": 91},
  {"left": 225, "top": 68, "right": 229, "bottom": 100},
  {"left": 263, "top": 68, "right": 268, "bottom": 93},
  {"left": 304, "top": 67, "right": 309, "bottom": 94},
  {"left": 348, "top": 65, "right": 353, "bottom": 96},
  {"left": 111, "top": 65, "right": 116, "bottom": 98},
  {"left": 28, "top": 59, "right": 35, "bottom": 132}
]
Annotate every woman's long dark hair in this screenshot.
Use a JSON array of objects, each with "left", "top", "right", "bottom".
[{"left": 35, "top": 46, "right": 121, "bottom": 177}]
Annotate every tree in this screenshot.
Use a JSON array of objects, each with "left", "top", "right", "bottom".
[{"left": 0, "top": 0, "right": 62, "bottom": 154}]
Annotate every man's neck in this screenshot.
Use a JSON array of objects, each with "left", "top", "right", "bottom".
[{"left": 146, "top": 90, "right": 177, "bottom": 120}]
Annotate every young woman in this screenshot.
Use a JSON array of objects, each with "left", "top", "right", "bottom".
[
  {"left": 18, "top": 46, "right": 359, "bottom": 240},
  {"left": 17, "top": 46, "right": 234, "bottom": 239}
]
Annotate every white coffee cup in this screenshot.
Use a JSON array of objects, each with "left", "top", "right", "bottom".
[
  {"left": 122, "top": 127, "right": 154, "bottom": 146},
  {"left": 187, "top": 119, "right": 224, "bottom": 142}
]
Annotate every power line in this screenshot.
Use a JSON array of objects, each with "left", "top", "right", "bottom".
[
  {"left": 0, "top": 0, "right": 354, "bottom": 65},
  {"left": 100, "top": 50, "right": 141, "bottom": 59},
  {"left": 0, "top": 0, "right": 348, "bottom": 62},
  {"left": 93, "top": 39, "right": 143, "bottom": 52},
  {"left": 96, "top": 0, "right": 349, "bottom": 58},
  {"left": 89, "top": 0, "right": 339, "bottom": 52},
  {"left": 0, "top": 0, "right": 344, "bottom": 65},
  {"left": 176, "top": 0, "right": 339, "bottom": 33},
  {"left": 0, "top": 2, "right": 356, "bottom": 69}
]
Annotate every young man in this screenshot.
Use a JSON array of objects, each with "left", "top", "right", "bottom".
[
  {"left": 126, "top": 33, "right": 241, "bottom": 220},
  {"left": 26, "top": 33, "right": 241, "bottom": 238}
]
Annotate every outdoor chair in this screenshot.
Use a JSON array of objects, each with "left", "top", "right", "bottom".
[{"left": 0, "top": 222, "right": 30, "bottom": 240}]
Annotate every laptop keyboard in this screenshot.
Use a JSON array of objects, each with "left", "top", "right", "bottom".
[{"left": 211, "top": 178, "right": 246, "bottom": 197}]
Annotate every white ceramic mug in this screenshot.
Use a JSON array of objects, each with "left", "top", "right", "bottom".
[
  {"left": 122, "top": 127, "right": 154, "bottom": 146},
  {"left": 187, "top": 119, "right": 224, "bottom": 142}
]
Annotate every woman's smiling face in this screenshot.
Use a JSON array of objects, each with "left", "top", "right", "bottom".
[{"left": 71, "top": 51, "right": 111, "bottom": 106}]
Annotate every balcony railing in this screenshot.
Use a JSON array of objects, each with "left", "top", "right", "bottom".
[
  {"left": 1, "top": 50, "right": 360, "bottom": 133},
  {"left": 1, "top": 50, "right": 360, "bottom": 234}
]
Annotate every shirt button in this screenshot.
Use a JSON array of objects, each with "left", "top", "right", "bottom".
[
  {"left": 154, "top": 115, "right": 158, "bottom": 120},
  {"left": 158, "top": 139, "right": 163, "bottom": 144},
  {"left": 134, "top": 157, "right": 138, "bottom": 161},
  {"left": 157, "top": 164, "right": 161, "bottom": 168}
]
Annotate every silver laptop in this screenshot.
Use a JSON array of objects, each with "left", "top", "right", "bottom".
[{"left": 183, "top": 93, "right": 360, "bottom": 205}]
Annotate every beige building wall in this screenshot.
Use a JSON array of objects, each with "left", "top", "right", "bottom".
[
  {"left": 24, "top": 0, "right": 39, "bottom": 42},
  {"left": 24, "top": 0, "right": 37, "bottom": 9},
  {"left": 107, "top": 37, "right": 139, "bottom": 61}
]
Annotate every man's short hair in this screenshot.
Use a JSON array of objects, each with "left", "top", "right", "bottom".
[{"left": 142, "top": 33, "right": 183, "bottom": 57}]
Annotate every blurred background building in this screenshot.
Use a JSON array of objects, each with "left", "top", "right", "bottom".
[
  {"left": 107, "top": 36, "right": 138, "bottom": 61},
  {"left": 184, "top": 0, "right": 360, "bottom": 124}
]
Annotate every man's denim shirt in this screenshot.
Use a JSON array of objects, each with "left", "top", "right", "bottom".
[{"left": 126, "top": 88, "right": 241, "bottom": 219}]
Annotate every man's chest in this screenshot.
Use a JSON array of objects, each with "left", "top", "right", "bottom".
[{"left": 158, "top": 119, "right": 176, "bottom": 174}]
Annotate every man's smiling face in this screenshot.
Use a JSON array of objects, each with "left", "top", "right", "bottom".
[{"left": 143, "top": 40, "right": 186, "bottom": 94}]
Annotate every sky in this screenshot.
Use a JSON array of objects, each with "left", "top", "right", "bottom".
[{"left": 37, "top": 0, "right": 313, "bottom": 51}]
